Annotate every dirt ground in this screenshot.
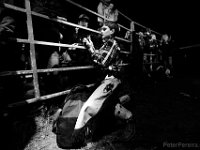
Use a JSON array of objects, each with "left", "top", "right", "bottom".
[
  {"left": 23, "top": 112, "right": 135, "bottom": 150},
  {"left": 24, "top": 114, "right": 61, "bottom": 150}
]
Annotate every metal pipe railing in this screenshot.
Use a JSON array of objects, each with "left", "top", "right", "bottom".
[
  {"left": 0, "top": 66, "right": 95, "bottom": 76},
  {"left": 179, "top": 44, "right": 200, "bottom": 50},
  {"left": 8, "top": 83, "right": 95, "bottom": 108},
  {"left": 25, "top": 0, "right": 40, "bottom": 98}
]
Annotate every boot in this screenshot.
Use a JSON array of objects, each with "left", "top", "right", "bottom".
[{"left": 114, "top": 103, "right": 132, "bottom": 120}]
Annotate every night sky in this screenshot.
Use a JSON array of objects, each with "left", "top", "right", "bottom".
[{"left": 116, "top": 1, "right": 200, "bottom": 48}]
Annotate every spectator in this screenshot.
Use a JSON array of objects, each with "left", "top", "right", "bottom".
[
  {"left": 69, "top": 14, "right": 90, "bottom": 44},
  {"left": 0, "top": 2, "right": 20, "bottom": 71},
  {"left": 159, "top": 34, "right": 174, "bottom": 77},
  {"left": 56, "top": 14, "right": 94, "bottom": 90},
  {"left": 0, "top": 0, "right": 24, "bottom": 109},
  {"left": 66, "top": 14, "right": 92, "bottom": 65},
  {"left": 97, "top": 0, "right": 118, "bottom": 27},
  {"left": 31, "top": 0, "right": 68, "bottom": 69},
  {"left": 29, "top": 0, "right": 70, "bottom": 94}
]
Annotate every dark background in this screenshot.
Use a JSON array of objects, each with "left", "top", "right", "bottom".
[
  {"left": 117, "top": 0, "right": 200, "bottom": 48},
  {"left": 2, "top": 1, "right": 200, "bottom": 149}
]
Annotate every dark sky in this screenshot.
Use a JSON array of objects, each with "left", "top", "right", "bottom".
[{"left": 116, "top": 1, "right": 200, "bottom": 48}]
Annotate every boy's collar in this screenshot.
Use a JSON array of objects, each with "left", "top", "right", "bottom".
[{"left": 102, "top": 38, "right": 115, "bottom": 44}]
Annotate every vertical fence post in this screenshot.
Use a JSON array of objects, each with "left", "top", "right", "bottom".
[
  {"left": 129, "top": 21, "right": 134, "bottom": 54},
  {"left": 25, "top": 0, "right": 40, "bottom": 99}
]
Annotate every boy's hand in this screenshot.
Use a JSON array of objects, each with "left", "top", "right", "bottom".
[{"left": 68, "top": 43, "right": 79, "bottom": 50}]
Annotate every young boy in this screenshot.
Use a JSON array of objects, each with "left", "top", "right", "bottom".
[
  {"left": 73, "top": 21, "right": 134, "bottom": 145},
  {"left": 53, "top": 21, "right": 134, "bottom": 149}
]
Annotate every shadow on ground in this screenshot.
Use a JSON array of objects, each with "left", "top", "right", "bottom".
[{"left": 133, "top": 75, "right": 200, "bottom": 149}]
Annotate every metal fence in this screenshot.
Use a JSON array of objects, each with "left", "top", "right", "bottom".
[{"left": 1, "top": 0, "right": 161, "bottom": 108}]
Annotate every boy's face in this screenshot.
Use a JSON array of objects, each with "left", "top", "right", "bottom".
[
  {"left": 78, "top": 19, "right": 89, "bottom": 28},
  {"left": 100, "top": 25, "right": 113, "bottom": 39}
]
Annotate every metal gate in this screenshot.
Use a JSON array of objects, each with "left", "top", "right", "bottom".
[{"left": 1, "top": 0, "right": 161, "bottom": 109}]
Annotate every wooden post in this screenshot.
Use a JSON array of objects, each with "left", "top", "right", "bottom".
[{"left": 25, "top": 0, "right": 40, "bottom": 99}]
